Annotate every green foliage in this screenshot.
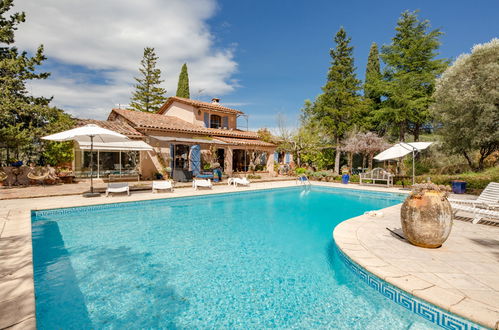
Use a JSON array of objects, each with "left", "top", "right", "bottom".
[
  {"left": 129, "top": 47, "right": 166, "bottom": 112},
  {"left": 295, "top": 167, "right": 306, "bottom": 175},
  {"left": 42, "top": 141, "right": 73, "bottom": 166},
  {"left": 314, "top": 27, "right": 363, "bottom": 140},
  {"left": 176, "top": 63, "right": 190, "bottom": 98},
  {"left": 364, "top": 42, "right": 384, "bottom": 133},
  {"left": 423, "top": 167, "right": 499, "bottom": 191},
  {"left": 303, "top": 27, "right": 364, "bottom": 173},
  {"left": 376, "top": 11, "right": 448, "bottom": 141},
  {"left": 0, "top": 0, "right": 74, "bottom": 165},
  {"left": 431, "top": 38, "right": 499, "bottom": 171}
]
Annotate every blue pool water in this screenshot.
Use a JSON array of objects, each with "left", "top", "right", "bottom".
[{"left": 32, "top": 187, "right": 440, "bottom": 329}]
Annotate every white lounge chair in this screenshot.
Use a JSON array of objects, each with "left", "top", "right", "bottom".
[
  {"left": 152, "top": 180, "right": 174, "bottom": 193},
  {"left": 452, "top": 204, "right": 499, "bottom": 224},
  {"left": 228, "top": 177, "right": 250, "bottom": 187},
  {"left": 450, "top": 182, "right": 499, "bottom": 224},
  {"left": 106, "top": 182, "right": 130, "bottom": 197},
  {"left": 193, "top": 179, "right": 212, "bottom": 190},
  {"left": 448, "top": 182, "right": 499, "bottom": 207}
]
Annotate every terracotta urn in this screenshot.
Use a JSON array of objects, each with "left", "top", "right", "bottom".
[{"left": 401, "top": 185, "right": 453, "bottom": 248}]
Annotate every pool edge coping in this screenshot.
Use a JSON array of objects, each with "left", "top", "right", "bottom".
[{"left": 333, "top": 207, "right": 499, "bottom": 330}]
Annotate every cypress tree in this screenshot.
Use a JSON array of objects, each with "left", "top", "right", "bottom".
[
  {"left": 379, "top": 11, "right": 448, "bottom": 141},
  {"left": 129, "top": 47, "right": 166, "bottom": 112},
  {"left": 310, "top": 27, "right": 362, "bottom": 174},
  {"left": 365, "top": 42, "right": 381, "bottom": 104},
  {"left": 364, "top": 42, "right": 384, "bottom": 133},
  {"left": 176, "top": 63, "right": 190, "bottom": 98}
]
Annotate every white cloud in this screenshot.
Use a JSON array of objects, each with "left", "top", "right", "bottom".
[{"left": 14, "top": 0, "right": 238, "bottom": 119}]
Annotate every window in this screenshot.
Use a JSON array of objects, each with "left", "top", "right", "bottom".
[{"left": 210, "top": 114, "right": 221, "bottom": 128}]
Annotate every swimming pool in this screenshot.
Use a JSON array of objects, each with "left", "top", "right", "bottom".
[{"left": 31, "top": 187, "right": 449, "bottom": 328}]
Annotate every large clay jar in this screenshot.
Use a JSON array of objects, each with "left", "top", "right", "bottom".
[{"left": 401, "top": 190, "right": 453, "bottom": 248}]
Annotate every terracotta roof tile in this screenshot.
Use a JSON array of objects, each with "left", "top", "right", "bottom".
[
  {"left": 215, "top": 137, "right": 276, "bottom": 147},
  {"left": 77, "top": 119, "right": 143, "bottom": 138},
  {"left": 158, "top": 96, "right": 244, "bottom": 115},
  {"left": 110, "top": 108, "right": 259, "bottom": 139}
]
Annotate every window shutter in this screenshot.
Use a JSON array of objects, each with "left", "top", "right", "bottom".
[
  {"left": 203, "top": 113, "right": 209, "bottom": 128},
  {"left": 222, "top": 116, "right": 228, "bottom": 129}
]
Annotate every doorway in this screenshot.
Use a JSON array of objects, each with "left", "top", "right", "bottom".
[{"left": 216, "top": 149, "right": 225, "bottom": 171}]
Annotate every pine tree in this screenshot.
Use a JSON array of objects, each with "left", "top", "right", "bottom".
[
  {"left": 0, "top": 0, "right": 73, "bottom": 164},
  {"left": 364, "top": 42, "right": 384, "bottom": 133},
  {"left": 378, "top": 11, "right": 448, "bottom": 141},
  {"left": 129, "top": 47, "right": 166, "bottom": 112},
  {"left": 176, "top": 63, "right": 190, "bottom": 98},
  {"left": 309, "top": 27, "right": 362, "bottom": 174}
]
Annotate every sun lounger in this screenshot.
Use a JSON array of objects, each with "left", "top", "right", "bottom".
[
  {"left": 228, "top": 177, "right": 250, "bottom": 187},
  {"left": 152, "top": 180, "right": 174, "bottom": 193},
  {"left": 449, "top": 182, "right": 499, "bottom": 224},
  {"left": 193, "top": 179, "right": 212, "bottom": 190},
  {"left": 106, "top": 182, "right": 130, "bottom": 197},
  {"left": 448, "top": 182, "right": 499, "bottom": 207},
  {"left": 451, "top": 203, "right": 499, "bottom": 224}
]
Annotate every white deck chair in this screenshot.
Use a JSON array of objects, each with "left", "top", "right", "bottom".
[
  {"left": 193, "top": 179, "right": 212, "bottom": 190},
  {"left": 449, "top": 182, "right": 499, "bottom": 224},
  {"left": 448, "top": 182, "right": 499, "bottom": 207},
  {"left": 152, "top": 180, "right": 174, "bottom": 193},
  {"left": 451, "top": 203, "right": 499, "bottom": 224},
  {"left": 228, "top": 177, "right": 250, "bottom": 187},
  {"left": 106, "top": 182, "right": 130, "bottom": 197}
]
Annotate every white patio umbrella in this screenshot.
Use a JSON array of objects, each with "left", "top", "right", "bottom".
[
  {"left": 374, "top": 142, "right": 433, "bottom": 186},
  {"left": 42, "top": 124, "right": 129, "bottom": 197}
]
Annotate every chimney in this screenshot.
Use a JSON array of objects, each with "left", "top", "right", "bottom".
[{"left": 211, "top": 98, "right": 220, "bottom": 104}]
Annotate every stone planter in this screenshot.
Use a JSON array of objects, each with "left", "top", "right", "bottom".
[{"left": 401, "top": 190, "right": 453, "bottom": 248}]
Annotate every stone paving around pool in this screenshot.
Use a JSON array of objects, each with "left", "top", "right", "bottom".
[
  {"left": 334, "top": 204, "right": 499, "bottom": 329},
  {"left": 0, "top": 180, "right": 497, "bottom": 329}
]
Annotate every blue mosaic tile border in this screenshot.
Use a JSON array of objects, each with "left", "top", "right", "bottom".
[
  {"left": 31, "top": 185, "right": 405, "bottom": 218},
  {"left": 337, "top": 248, "right": 484, "bottom": 330}
]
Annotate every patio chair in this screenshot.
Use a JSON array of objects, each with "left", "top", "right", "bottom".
[
  {"left": 448, "top": 182, "right": 499, "bottom": 207},
  {"left": 152, "top": 180, "right": 174, "bottom": 193},
  {"left": 451, "top": 203, "right": 499, "bottom": 224},
  {"left": 106, "top": 182, "right": 130, "bottom": 197},
  {"left": 193, "top": 179, "right": 212, "bottom": 190},
  {"left": 228, "top": 177, "right": 250, "bottom": 187},
  {"left": 449, "top": 182, "right": 499, "bottom": 224}
]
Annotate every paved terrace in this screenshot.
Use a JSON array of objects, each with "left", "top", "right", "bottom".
[{"left": 0, "top": 181, "right": 497, "bottom": 329}]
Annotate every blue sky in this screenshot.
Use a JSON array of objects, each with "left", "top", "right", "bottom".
[{"left": 15, "top": 0, "right": 499, "bottom": 130}]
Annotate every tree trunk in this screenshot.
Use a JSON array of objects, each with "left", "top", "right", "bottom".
[
  {"left": 413, "top": 123, "right": 420, "bottom": 142},
  {"left": 462, "top": 151, "right": 477, "bottom": 171},
  {"left": 368, "top": 153, "right": 374, "bottom": 170},
  {"left": 399, "top": 121, "right": 405, "bottom": 141},
  {"left": 347, "top": 152, "right": 353, "bottom": 170},
  {"left": 334, "top": 137, "right": 341, "bottom": 175}
]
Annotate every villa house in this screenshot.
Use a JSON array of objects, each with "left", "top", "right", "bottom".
[{"left": 73, "top": 97, "right": 277, "bottom": 181}]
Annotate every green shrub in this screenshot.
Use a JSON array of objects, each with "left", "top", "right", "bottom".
[
  {"left": 419, "top": 167, "right": 499, "bottom": 191},
  {"left": 295, "top": 167, "right": 307, "bottom": 175},
  {"left": 247, "top": 174, "right": 261, "bottom": 180}
]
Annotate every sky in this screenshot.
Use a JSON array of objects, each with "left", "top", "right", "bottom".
[{"left": 13, "top": 0, "right": 499, "bottom": 131}]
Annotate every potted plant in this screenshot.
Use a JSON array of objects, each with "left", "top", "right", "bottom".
[
  {"left": 164, "top": 167, "right": 172, "bottom": 179},
  {"left": 401, "top": 183, "right": 452, "bottom": 248}
]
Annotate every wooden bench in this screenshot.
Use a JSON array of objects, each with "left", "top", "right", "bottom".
[{"left": 360, "top": 168, "right": 394, "bottom": 187}]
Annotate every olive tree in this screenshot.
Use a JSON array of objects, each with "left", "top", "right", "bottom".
[{"left": 431, "top": 38, "right": 499, "bottom": 171}]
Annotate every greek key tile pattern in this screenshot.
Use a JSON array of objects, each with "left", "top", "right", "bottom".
[{"left": 338, "top": 248, "right": 483, "bottom": 330}]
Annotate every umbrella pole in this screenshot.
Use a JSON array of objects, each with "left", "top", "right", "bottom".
[
  {"left": 90, "top": 135, "right": 94, "bottom": 193},
  {"left": 84, "top": 135, "right": 100, "bottom": 197},
  {"left": 412, "top": 148, "right": 415, "bottom": 186}
]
